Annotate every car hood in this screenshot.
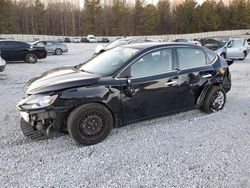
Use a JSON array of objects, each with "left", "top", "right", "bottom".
[{"left": 26, "top": 66, "right": 100, "bottom": 95}]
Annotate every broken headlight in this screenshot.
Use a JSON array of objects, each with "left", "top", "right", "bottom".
[{"left": 17, "top": 94, "right": 58, "bottom": 110}]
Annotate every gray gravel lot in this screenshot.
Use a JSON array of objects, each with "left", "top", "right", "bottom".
[{"left": 0, "top": 43, "right": 250, "bottom": 187}]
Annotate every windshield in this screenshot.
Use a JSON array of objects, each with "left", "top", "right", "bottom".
[
  {"left": 106, "top": 39, "right": 129, "bottom": 49},
  {"left": 80, "top": 47, "right": 139, "bottom": 76}
]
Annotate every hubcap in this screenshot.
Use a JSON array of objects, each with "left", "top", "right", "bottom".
[
  {"left": 211, "top": 91, "right": 225, "bottom": 111},
  {"left": 79, "top": 112, "right": 104, "bottom": 136},
  {"left": 56, "top": 49, "right": 61, "bottom": 55},
  {"left": 27, "top": 54, "right": 36, "bottom": 63}
]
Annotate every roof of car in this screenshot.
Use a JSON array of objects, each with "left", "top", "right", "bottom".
[{"left": 123, "top": 42, "right": 200, "bottom": 50}]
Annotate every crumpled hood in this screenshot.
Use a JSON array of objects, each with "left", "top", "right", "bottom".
[{"left": 26, "top": 66, "right": 100, "bottom": 95}]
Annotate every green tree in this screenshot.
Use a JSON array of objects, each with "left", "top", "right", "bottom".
[
  {"left": 0, "top": 0, "right": 17, "bottom": 34},
  {"left": 174, "top": 0, "right": 200, "bottom": 34},
  {"left": 198, "top": 0, "right": 220, "bottom": 31},
  {"left": 142, "top": 4, "right": 159, "bottom": 35},
  {"left": 157, "top": 0, "right": 172, "bottom": 34},
  {"left": 111, "top": 0, "right": 129, "bottom": 35},
  {"left": 84, "top": 0, "right": 102, "bottom": 35},
  {"left": 133, "top": 0, "right": 145, "bottom": 35},
  {"left": 32, "top": 0, "right": 45, "bottom": 34}
]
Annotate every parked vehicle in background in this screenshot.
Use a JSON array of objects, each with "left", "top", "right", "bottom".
[
  {"left": 201, "top": 37, "right": 249, "bottom": 60},
  {"left": 0, "top": 40, "right": 47, "bottom": 63},
  {"left": 64, "top": 37, "right": 71, "bottom": 43},
  {"left": 172, "top": 38, "right": 202, "bottom": 46},
  {"left": 81, "top": 37, "right": 89, "bottom": 43},
  {"left": 0, "top": 52, "right": 6, "bottom": 72},
  {"left": 17, "top": 43, "right": 232, "bottom": 145},
  {"left": 98, "top": 37, "right": 110, "bottom": 43},
  {"left": 74, "top": 38, "right": 81, "bottom": 43},
  {"left": 94, "top": 37, "right": 157, "bottom": 55},
  {"left": 87, "top": 35, "right": 97, "bottom": 43},
  {"left": 32, "top": 41, "right": 68, "bottom": 55}
]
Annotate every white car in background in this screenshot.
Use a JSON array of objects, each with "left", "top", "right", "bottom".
[
  {"left": 202, "top": 37, "right": 249, "bottom": 60},
  {"left": 87, "top": 35, "right": 97, "bottom": 43},
  {"left": 74, "top": 37, "right": 81, "bottom": 43},
  {"left": 0, "top": 52, "right": 6, "bottom": 72}
]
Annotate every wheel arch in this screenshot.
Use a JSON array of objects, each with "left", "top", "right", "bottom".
[
  {"left": 197, "top": 83, "right": 224, "bottom": 107},
  {"left": 67, "top": 101, "right": 118, "bottom": 128}
]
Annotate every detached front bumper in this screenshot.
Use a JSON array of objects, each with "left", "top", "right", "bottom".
[{"left": 18, "top": 107, "right": 66, "bottom": 137}]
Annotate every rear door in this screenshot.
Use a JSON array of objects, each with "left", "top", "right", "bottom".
[
  {"left": 175, "top": 47, "right": 216, "bottom": 109},
  {"left": 226, "top": 39, "right": 244, "bottom": 58},
  {"left": 45, "top": 42, "right": 55, "bottom": 53},
  {"left": 1, "top": 41, "right": 30, "bottom": 61}
]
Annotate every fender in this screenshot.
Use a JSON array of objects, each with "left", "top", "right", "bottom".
[{"left": 197, "top": 78, "right": 224, "bottom": 107}]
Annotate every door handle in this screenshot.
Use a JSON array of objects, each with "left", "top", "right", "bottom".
[
  {"left": 165, "top": 80, "right": 177, "bottom": 86},
  {"left": 202, "top": 74, "right": 212, "bottom": 78}
]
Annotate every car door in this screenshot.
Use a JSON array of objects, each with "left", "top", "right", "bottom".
[
  {"left": 45, "top": 42, "right": 55, "bottom": 53},
  {"left": 0, "top": 41, "right": 20, "bottom": 61},
  {"left": 175, "top": 47, "right": 216, "bottom": 109},
  {"left": 226, "top": 39, "right": 243, "bottom": 58},
  {"left": 118, "top": 48, "right": 181, "bottom": 124}
]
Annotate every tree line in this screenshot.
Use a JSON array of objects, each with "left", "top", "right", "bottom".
[{"left": 0, "top": 0, "right": 250, "bottom": 36}]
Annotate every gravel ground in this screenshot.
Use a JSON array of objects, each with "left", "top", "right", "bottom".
[{"left": 0, "top": 43, "right": 250, "bottom": 188}]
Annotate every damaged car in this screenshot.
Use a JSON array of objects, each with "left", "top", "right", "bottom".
[{"left": 17, "top": 43, "right": 232, "bottom": 145}]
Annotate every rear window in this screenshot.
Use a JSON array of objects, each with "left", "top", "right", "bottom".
[
  {"left": 205, "top": 50, "right": 217, "bottom": 64},
  {"left": 177, "top": 48, "right": 206, "bottom": 69}
]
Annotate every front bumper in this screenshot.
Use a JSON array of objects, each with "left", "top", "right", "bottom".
[{"left": 18, "top": 107, "right": 66, "bottom": 136}]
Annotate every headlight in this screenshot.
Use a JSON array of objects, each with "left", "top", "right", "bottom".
[{"left": 17, "top": 94, "right": 58, "bottom": 110}]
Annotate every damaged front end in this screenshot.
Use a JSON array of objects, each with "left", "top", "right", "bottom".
[{"left": 17, "top": 94, "right": 64, "bottom": 139}]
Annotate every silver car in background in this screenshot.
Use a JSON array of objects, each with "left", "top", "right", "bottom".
[
  {"left": 0, "top": 52, "right": 6, "bottom": 72},
  {"left": 32, "top": 41, "right": 68, "bottom": 55},
  {"left": 202, "top": 37, "right": 249, "bottom": 60}
]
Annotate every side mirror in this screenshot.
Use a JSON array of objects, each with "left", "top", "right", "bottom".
[
  {"left": 227, "top": 43, "right": 232, "bottom": 48},
  {"left": 95, "top": 44, "right": 105, "bottom": 54},
  {"left": 125, "top": 78, "right": 135, "bottom": 97}
]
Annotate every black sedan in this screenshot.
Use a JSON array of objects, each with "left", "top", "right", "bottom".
[
  {"left": 17, "top": 43, "right": 231, "bottom": 145},
  {"left": 0, "top": 40, "right": 47, "bottom": 63}
]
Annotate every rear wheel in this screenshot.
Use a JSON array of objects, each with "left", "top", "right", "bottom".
[
  {"left": 201, "top": 86, "right": 226, "bottom": 113},
  {"left": 67, "top": 103, "right": 113, "bottom": 145},
  {"left": 55, "top": 48, "right": 63, "bottom": 55},
  {"left": 25, "top": 53, "right": 37, "bottom": 63}
]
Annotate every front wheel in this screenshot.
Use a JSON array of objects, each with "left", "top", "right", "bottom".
[
  {"left": 67, "top": 103, "right": 113, "bottom": 145},
  {"left": 220, "top": 53, "right": 226, "bottom": 59},
  {"left": 54, "top": 48, "right": 63, "bottom": 55},
  {"left": 25, "top": 53, "right": 37, "bottom": 63},
  {"left": 201, "top": 86, "right": 226, "bottom": 113}
]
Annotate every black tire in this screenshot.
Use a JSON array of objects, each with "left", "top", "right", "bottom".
[
  {"left": 201, "top": 86, "right": 226, "bottom": 114},
  {"left": 220, "top": 53, "right": 226, "bottom": 59},
  {"left": 25, "top": 53, "right": 37, "bottom": 63},
  {"left": 54, "top": 48, "right": 63, "bottom": 55},
  {"left": 20, "top": 118, "right": 44, "bottom": 139},
  {"left": 67, "top": 103, "right": 113, "bottom": 145},
  {"left": 242, "top": 51, "right": 247, "bottom": 60}
]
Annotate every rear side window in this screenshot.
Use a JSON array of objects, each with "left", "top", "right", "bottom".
[
  {"left": 177, "top": 48, "right": 206, "bottom": 69},
  {"left": 205, "top": 50, "right": 217, "bottom": 64}
]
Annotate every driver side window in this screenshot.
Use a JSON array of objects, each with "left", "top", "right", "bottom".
[{"left": 130, "top": 48, "right": 173, "bottom": 78}]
